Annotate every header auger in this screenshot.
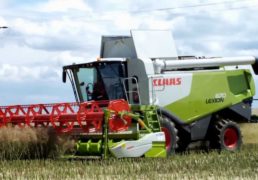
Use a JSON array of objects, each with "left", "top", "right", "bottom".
[{"left": 1, "top": 30, "right": 258, "bottom": 158}]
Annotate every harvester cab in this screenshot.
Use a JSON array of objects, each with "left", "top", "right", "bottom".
[{"left": 63, "top": 60, "right": 127, "bottom": 102}]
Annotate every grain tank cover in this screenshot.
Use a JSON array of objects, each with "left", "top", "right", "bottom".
[
  {"left": 100, "top": 30, "right": 178, "bottom": 59},
  {"left": 131, "top": 30, "right": 178, "bottom": 59}
]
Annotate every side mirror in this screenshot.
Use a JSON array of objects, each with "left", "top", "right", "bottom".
[
  {"left": 62, "top": 70, "right": 67, "bottom": 83},
  {"left": 252, "top": 57, "right": 258, "bottom": 75}
]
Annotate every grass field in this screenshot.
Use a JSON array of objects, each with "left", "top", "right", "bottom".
[
  {"left": 0, "top": 123, "right": 257, "bottom": 179},
  {"left": 0, "top": 145, "right": 258, "bottom": 179}
]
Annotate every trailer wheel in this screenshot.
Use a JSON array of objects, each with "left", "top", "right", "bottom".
[
  {"left": 210, "top": 119, "right": 242, "bottom": 151},
  {"left": 159, "top": 116, "right": 178, "bottom": 156}
]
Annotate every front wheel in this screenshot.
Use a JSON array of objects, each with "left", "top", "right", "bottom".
[
  {"left": 209, "top": 119, "right": 242, "bottom": 151},
  {"left": 159, "top": 116, "right": 178, "bottom": 156}
]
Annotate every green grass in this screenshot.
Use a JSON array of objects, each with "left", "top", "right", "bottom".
[{"left": 0, "top": 145, "right": 258, "bottom": 179}]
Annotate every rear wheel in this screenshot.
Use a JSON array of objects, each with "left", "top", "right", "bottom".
[
  {"left": 210, "top": 119, "right": 242, "bottom": 151},
  {"left": 159, "top": 116, "right": 178, "bottom": 156}
]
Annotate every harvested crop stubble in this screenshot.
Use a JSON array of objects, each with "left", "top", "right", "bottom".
[
  {"left": 240, "top": 123, "right": 258, "bottom": 144},
  {"left": 0, "top": 145, "right": 258, "bottom": 179}
]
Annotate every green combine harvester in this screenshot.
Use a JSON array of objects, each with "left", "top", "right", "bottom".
[{"left": 0, "top": 30, "right": 257, "bottom": 158}]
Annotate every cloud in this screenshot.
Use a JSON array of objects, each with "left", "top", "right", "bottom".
[
  {"left": 0, "top": 64, "right": 59, "bottom": 82},
  {"left": 4, "top": 0, "right": 256, "bottom": 57},
  {"left": 53, "top": 51, "right": 88, "bottom": 67},
  {"left": 0, "top": 16, "right": 108, "bottom": 53},
  {"left": 24, "top": 36, "right": 83, "bottom": 51},
  {"left": 0, "top": 0, "right": 258, "bottom": 105},
  {"left": 39, "top": 0, "right": 92, "bottom": 12},
  {"left": 0, "top": 17, "right": 8, "bottom": 26},
  {"left": 0, "top": 0, "right": 8, "bottom": 9},
  {"left": 0, "top": 80, "right": 75, "bottom": 105},
  {"left": 0, "top": 44, "right": 92, "bottom": 83}
]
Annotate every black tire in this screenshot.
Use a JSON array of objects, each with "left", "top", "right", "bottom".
[
  {"left": 209, "top": 119, "right": 242, "bottom": 151},
  {"left": 176, "top": 131, "right": 190, "bottom": 153},
  {"left": 159, "top": 116, "right": 178, "bottom": 156}
]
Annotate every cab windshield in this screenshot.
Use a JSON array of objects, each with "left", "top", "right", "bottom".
[{"left": 74, "top": 62, "right": 126, "bottom": 102}]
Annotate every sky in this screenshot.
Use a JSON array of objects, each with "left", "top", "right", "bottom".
[{"left": 0, "top": 0, "right": 258, "bottom": 106}]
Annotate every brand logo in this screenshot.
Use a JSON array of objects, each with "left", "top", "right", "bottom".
[
  {"left": 206, "top": 93, "right": 226, "bottom": 104},
  {"left": 153, "top": 78, "right": 182, "bottom": 87}
]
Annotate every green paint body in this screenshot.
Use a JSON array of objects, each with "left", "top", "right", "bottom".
[
  {"left": 69, "top": 69, "right": 255, "bottom": 158},
  {"left": 165, "top": 69, "right": 255, "bottom": 123},
  {"left": 74, "top": 105, "right": 166, "bottom": 158}
]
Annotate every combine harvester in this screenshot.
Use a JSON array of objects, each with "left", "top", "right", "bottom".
[{"left": 0, "top": 30, "right": 257, "bottom": 158}]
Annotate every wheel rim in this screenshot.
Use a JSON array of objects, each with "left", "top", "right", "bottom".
[
  {"left": 161, "top": 127, "right": 171, "bottom": 150},
  {"left": 224, "top": 127, "right": 238, "bottom": 149}
]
